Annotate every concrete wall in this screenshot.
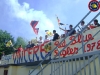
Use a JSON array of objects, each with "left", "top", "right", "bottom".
[{"left": 0, "top": 56, "right": 99, "bottom": 75}]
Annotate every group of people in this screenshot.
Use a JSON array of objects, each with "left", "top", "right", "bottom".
[
  {"left": 3, "top": 19, "right": 100, "bottom": 53},
  {"left": 59, "top": 19, "right": 100, "bottom": 38}
]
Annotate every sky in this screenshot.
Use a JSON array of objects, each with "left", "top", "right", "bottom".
[{"left": 0, "top": 0, "right": 100, "bottom": 41}]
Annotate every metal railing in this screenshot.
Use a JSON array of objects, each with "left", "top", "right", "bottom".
[
  {"left": 50, "top": 50, "right": 100, "bottom": 75},
  {"left": 29, "top": 6, "right": 100, "bottom": 75},
  {"left": 34, "top": 12, "right": 100, "bottom": 75},
  {"left": 50, "top": 29, "right": 100, "bottom": 75},
  {"left": 29, "top": 10, "right": 92, "bottom": 75}
]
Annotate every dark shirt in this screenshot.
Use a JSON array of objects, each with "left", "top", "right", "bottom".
[
  {"left": 26, "top": 44, "right": 31, "bottom": 49},
  {"left": 95, "top": 23, "right": 100, "bottom": 27},
  {"left": 53, "top": 33, "right": 59, "bottom": 41},
  {"left": 31, "top": 43, "right": 35, "bottom": 48},
  {"left": 67, "top": 29, "right": 76, "bottom": 36}
]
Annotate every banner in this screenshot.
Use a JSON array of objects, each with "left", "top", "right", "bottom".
[{"left": 1, "top": 27, "right": 100, "bottom": 65}]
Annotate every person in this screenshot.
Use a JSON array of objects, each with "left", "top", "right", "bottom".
[
  {"left": 30, "top": 40, "right": 35, "bottom": 48},
  {"left": 60, "top": 25, "right": 76, "bottom": 36},
  {"left": 94, "top": 19, "right": 100, "bottom": 27},
  {"left": 37, "top": 36, "right": 43, "bottom": 45},
  {"left": 78, "top": 21, "right": 89, "bottom": 32},
  {"left": 52, "top": 30, "right": 60, "bottom": 41},
  {"left": 61, "top": 34, "right": 65, "bottom": 38},
  {"left": 17, "top": 45, "right": 23, "bottom": 52},
  {"left": 44, "top": 35, "right": 50, "bottom": 43},
  {"left": 89, "top": 24, "right": 96, "bottom": 29},
  {"left": 26, "top": 41, "right": 31, "bottom": 49}
]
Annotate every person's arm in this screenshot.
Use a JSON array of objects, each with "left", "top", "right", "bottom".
[
  {"left": 52, "top": 34, "right": 55, "bottom": 41},
  {"left": 97, "top": 23, "right": 100, "bottom": 27},
  {"left": 59, "top": 27, "right": 66, "bottom": 31}
]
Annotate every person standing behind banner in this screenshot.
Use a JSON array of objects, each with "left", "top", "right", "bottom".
[
  {"left": 17, "top": 45, "right": 23, "bottom": 52},
  {"left": 44, "top": 35, "right": 50, "bottom": 43},
  {"left": 30, "top": 40, "right": 35, "bottom": 48},
  {"left": 77, "top": 21, "right": 90, "bottom": 32},
  {"left": 52, "top": 30, "right": 60, "bottom": 41},
  {"left": 59, "top": 25, "right": 76, "bottom": 36},
  {"left": 37, "top": 36, "right": 43, "bottom": 45},
  {"left": 26, "top": 41, "right": 31, "bottom": 49},
  {"left": 94, "top": 19, "right": 100, "bottom": 27}
]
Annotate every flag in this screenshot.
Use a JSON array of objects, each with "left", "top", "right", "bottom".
[
  {"left": 59, "top": 23, "right": 64, "bottom": 25},
  {"left": 45, "top": 30, "right": 53, "bottom": 36},
  {"left": 57, "top": 16, "right": 60, "bottom": 23},
  {"left": 44, "top": 42, "right": 51, "bottom": 52},
  {"left": 30, "top": 20, "right": 39, "bottom": 35},
  {"left": 34, "top": 28, "right": 39, "bottom": 35},
  {"left": 45, "top": 30, "right": 49, "bottom": 32},
  {"left": 6, "top": 40, "right": 13, "bottom": 47},
  {"left": 30, "top": 20, "right": 38, "bottom": 29}
]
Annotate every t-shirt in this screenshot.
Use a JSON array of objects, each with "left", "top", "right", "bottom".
[
  {"left": 44, "top": 39, "right": 50, "bottom": 43},
  {"left": 26, "top": 44, "right": 31, "bottom": 49},
  {"left": 38, "top": 40, "right": 43, "bottom": 45},
  {"left": 53, "top": 33, "right": 59, "bottom": 41},
  {"left": 31, "top": 43, "right": 35, "bottom": 47},
  {"left": 81, "top": 25, "right": 88, "bottom": 31},
  {"left": 18, "top": 47, "right": 23, "bottom": 51},
  {"left": 95, "top": 23, "right": 100, "bottom": 27},
  {"left": 67, "top": 29, "right": 76, "bottom": 36}
]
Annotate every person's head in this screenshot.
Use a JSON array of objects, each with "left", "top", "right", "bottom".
[
  {"left": 45, "top": 35, "right": 48, "bottom": 39},
  {"left": 94, "top": 19, "right": 98, "bottom": 25},
  {"left": 53, "top": 30, "right": 56, "bottom": 34},
  {"left": 39, "top": 36, "right": 42, "bottom": 40},
  {"left": 69, "top": 25, "right": 73, "bottom": 29},
  {"left": 81, "top": 21, "right": 85, "bottom": 26}
]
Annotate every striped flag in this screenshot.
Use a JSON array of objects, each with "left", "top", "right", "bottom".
[
  {"left": 30, "top": 20, "right": 39, "bottom": 35},
  {"left": 30, "top": 21, "right": 38, "bottom": 29},
  {"left": 34, "top": 28, "right": 39, "bottom": 35}
]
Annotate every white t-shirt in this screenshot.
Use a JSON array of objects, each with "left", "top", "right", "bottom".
[
  {"left": 44, "top": 38, "right": 50, "bottom": 42},
  {"left": 81, "top": 25, "right": 85, "bottom": 29},
  {"left": 37, "top": 40, "right": 43, "bottom": 45},
  {"left": 81, "top": 25, "right": 88, "bottom": 31}
]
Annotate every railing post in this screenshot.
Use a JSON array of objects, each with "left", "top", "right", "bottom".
[{"left": 81, "top": 31, "right": 85, "bottom": 54}]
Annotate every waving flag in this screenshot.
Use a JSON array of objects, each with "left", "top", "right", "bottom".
[
  {"left": 45, "top": 30, "right": 53, "bottom": 36},
  {"left": 34, "top": 28, "right": 39, "bottom": 35},
  {"left": 45, "top": 30, "right": 49, "bottom": 32},
  {"left": 30, "top": 20, "right": 39, "bottom": 35},
  {"left": 57, "top": 16, "right": 60, "bottom": 23},
  {"left": 6, "top": 40, "right": 13, "bottom": 47},
  {"left": 56, "top": 15, "right": 68, "bottom": 26},
  {"left": 30, "top": 21, "right": 38, "bottom": 28}
]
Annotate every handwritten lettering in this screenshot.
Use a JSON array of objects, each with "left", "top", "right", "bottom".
[
  {"left": 69, "top": 34, "right": 94, "bottom": 45},
  {"left": 1, "top": 33, "right": 100, "bottom": 65},
  {"left": 54, "top": 40, "right": 66, "bottom": 48}
]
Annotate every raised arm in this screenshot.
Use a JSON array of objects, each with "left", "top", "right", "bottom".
[{"left": 59, "top": 27, "right": 66, "bottom": 31}]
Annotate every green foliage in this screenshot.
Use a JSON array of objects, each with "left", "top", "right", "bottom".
[
  {"left": 14, "top": 37, "right": 28, "bottom": 49},
  {"left": 0, "top": 29, "right": 15, "bottom": 59}
]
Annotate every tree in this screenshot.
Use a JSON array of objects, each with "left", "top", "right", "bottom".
[
  {"left": 0, "top": 29, "right": 15, "bottom": 59},
  {"left": 14, "top": 37, "right": 28, "bottom": 49}
]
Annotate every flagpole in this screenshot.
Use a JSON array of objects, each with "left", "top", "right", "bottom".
[{"left": 55, "top": 14, "right": 61, "bottom": 31}]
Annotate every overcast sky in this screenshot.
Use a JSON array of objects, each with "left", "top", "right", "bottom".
[{"left": 0, "top": 0, "right": 100, "bottom": 40}]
